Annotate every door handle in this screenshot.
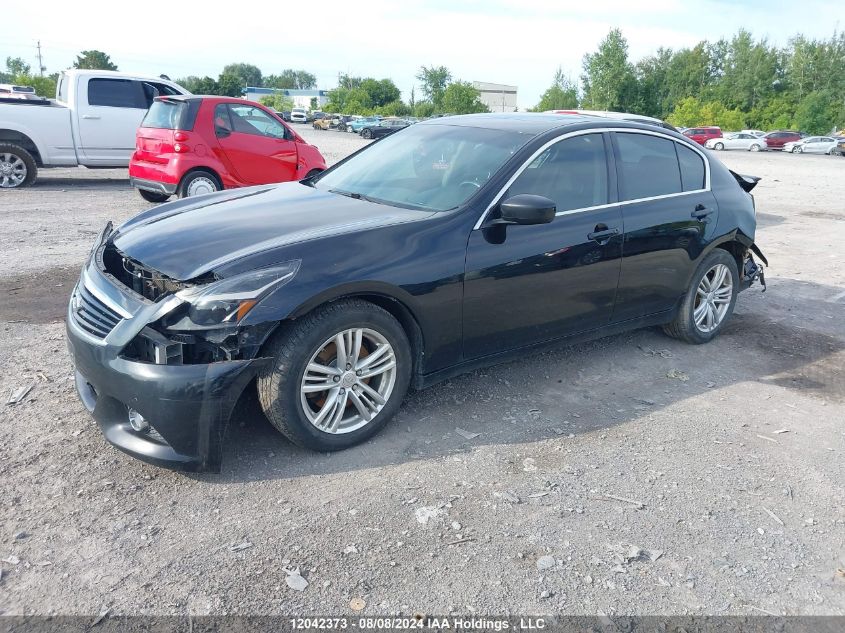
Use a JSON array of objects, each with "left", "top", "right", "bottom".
[
  {"left": 692, "top": 204, "right": 714, "bottom": 219},
  {"left": 81, "top": 114, "right": 100, "bottom": 120},
  {"left": 587, "top": 225, "right": 620, "bottom": 243}
]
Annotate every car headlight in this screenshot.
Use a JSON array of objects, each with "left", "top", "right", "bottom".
[{"left": 175, "top": 261, "right": 300, "bottom": 327}]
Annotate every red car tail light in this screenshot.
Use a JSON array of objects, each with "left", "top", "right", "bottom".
[
  {"left": 174, "top": 131, "right": 190, "bottom": 142},
  {"left": 173, "top": 143, "right": 190, "bottom": 153}
]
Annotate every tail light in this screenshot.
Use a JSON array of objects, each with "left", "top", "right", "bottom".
[{"left": 173, "top": 131, "right": 190, "bottom": 153}]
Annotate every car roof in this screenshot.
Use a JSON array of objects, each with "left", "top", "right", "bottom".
[{"left": 419, "top": 112, "right": 603, "bottom": 134}]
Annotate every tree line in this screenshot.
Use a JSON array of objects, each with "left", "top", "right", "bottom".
[{"left": 535, "top": 28, "right": 845, "bottom": 134}]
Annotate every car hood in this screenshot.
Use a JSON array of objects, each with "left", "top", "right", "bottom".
[{"left": 110, "top": 183, "right": 432, "bottom": 281}]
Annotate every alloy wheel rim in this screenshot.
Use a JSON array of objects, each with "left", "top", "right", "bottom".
[
  {"left": 693, "top": 263, "right": 733, "bottom": 333},
  {"left": 0, "top": 153, "right": 26, "bottom": 188},
  {"left": 300, "top": 328, "right": 397, "bottom": 434},
  {"left": 186, "top": 177, "right": 217, "bottom": 196}
]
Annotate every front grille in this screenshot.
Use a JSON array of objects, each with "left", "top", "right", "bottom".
[{"left": 72, "top": 284, "right": 122, "bottom": 339}]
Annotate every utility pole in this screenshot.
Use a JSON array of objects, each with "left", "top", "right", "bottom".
[{"left": 36, "top": 41, "right": 45, "bottom": 76}]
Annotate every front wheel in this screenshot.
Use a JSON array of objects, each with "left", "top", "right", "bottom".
[
  {"left": 138, "top": 189, "right": 171, "bottom": 203},
  {"left": 178, "top": 170, "right": 220, "bottom": 198},
  {"left": 714, "top": 142, "right": 724, "bottom": 150},
  {"left": 662, "top": 250, "right": 739, "bottom": 344},
  {"left": 257, "top": 299, "right": 412, "bottom": 451},
  {"left": 749, "top": 144, "right": 761, "bottom": 152},
  {"left": 0, "top": 143, "right": 37, "bottom": 189}
]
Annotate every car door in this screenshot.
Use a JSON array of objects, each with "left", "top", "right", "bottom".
[
  {"left": 77, "top": 77, "right": 148, "bottom": 164},
  {"left": 215, "top": 104, "right": 298, "bottom": 184},
  {"left": 462, "top": 132, "right": 623, "bottom": 359},
  {"left": 610, "top": 131, "right": 718, "bottom": 323}
]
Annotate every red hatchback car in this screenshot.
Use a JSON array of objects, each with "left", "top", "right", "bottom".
[
  {"left": 130, "top": 96, "right": 327, "bottom": 202},
  {"left": 682, "top": 126, "right": 722, "bottom": 145}
]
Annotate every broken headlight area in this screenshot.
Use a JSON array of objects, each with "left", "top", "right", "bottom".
[
  {"left": 121, "top": 318, "right": 276, "bottom": 365},
  {"left": 101, "top": 243, "right": 210, "bottom": 303}
]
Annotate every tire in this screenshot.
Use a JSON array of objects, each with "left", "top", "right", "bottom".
[
  {"left": 750, "top": 144, "right": 760, "bottom": 152},
  {"left": 361, "top": 128, "right": 373, "bottom": 139},
  {"left": 714, "top": 142, "right": 724, "bottom": 151},
  {"left": 662, "top": 249, "right": 739, "bottom": 344},
  {"left": 796, "top": 146, "right": 803, "bottom": 153},
  {"left": 257, "top": 299, "right": 412, "bottom": 451},
  {"left": 178, "top": 170, "right": 220, "bottom": 198},
  {"left": 0, "top": 143, "right": 37, "bottom": 189},
  {"left": 138, "top": 189, "right": 171, "bottom": 203}
]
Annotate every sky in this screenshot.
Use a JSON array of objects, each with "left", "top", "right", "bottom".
[{"left": 2, "top": 0, "right": 843, "bottom": 109}]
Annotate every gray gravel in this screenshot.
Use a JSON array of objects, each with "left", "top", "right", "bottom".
[{"left": 0, "top": 127, "right": 843, "bottom": 617}]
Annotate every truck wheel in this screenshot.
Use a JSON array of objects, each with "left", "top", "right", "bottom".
[
  {"left": 138, "top": 189, "right": 171, "bottom": 203},
  {"left": 178, "top": 171, "right": 220, "bottom": 198},
  {"left": 0, "top": 143, "right": 37, "bottom": 189}
]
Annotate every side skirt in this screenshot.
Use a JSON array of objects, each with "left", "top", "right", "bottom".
[{"left": 415, "top": 308, "right": 676, "bottom": 390}]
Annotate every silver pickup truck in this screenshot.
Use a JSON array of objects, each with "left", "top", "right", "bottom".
[{"left": 0, "top": 69, "right": 187, "bottom": 188}]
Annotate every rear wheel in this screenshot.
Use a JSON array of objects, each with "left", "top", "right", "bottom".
[
  {"left": 178, "top": 170, "right": 220, "bottom": 198},
  {"left": 0, "top": 143, "right": 37, "bottom": 189},
  {"left": 663, "top": 249, "right": 739, "bottom": 344},
  {"left": 138, "top": 189, "right": 171, "bottom": 203},
  {"left": 749, "top": 143, "right": 761, "bottom": 152},
  {"left": 257, "top": 299, "right": 411, "bottom": 451},
  {"left": 361, "top": 128, "right": 373, "bottom": 139}
]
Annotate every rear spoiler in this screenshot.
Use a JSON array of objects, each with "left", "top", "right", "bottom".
[{"left": 730, "top": 170, "right": 761, "bottom": 193}]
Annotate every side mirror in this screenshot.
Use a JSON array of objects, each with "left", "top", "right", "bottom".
[{"left": 491, "top": 194, "right": 556, "bottom": 226}]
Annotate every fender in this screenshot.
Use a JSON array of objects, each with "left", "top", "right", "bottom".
[{"left": 0, "top": 121, "right": 51, "bottom": 164}]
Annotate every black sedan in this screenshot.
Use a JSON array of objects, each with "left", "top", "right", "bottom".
[
  {"left": 66, "top": 114, "right": 767, "bottom": 472},
  {"left": 360, "top": 118, "right": 409, "bottom": 139}
]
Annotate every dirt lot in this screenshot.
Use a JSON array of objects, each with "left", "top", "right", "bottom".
[{"left": 0, "top": 126, "right": 843, "bottom": 618}]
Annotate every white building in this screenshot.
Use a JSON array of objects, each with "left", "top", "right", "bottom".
[
  {"left": 244, "top": 87, "right": 329, "bottom": 110},
  {"left": 472, "top": 81, "right": 518, "bottom": 112}
]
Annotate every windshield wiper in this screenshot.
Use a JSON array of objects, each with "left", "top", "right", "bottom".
[{"left": 329, "top": 189, "right": 389, "bottom": 206}]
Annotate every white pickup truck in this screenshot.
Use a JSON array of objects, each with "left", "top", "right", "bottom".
[{"left": 0, "top": 69, "right": 188, "bottom": 188}]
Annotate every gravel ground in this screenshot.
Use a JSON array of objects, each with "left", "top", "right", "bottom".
[{"left": 0, "top": 126, "right": 843, "bottom": 618}]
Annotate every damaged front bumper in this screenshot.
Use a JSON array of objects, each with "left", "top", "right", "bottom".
[{"left": 66, "top": 261, "right": 265, "bottom": 472}]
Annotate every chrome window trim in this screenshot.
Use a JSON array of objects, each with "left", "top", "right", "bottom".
[{"left": 473, "top": 127, "right": 711, "bottom": 230}]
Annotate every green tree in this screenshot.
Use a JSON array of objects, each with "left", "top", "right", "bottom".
[
  {"left": 416, "top": 65, "right": 452, "bottom": 109},
  {"left": 533, "top": 68, "right": 578, "bottom": 111},
  {"left": 441, "top": 81, "right": 489, "bottom": 114},
  {"left": 360, "top": 78, "right": 401, "bottom": 107},
  {"left": 217, "top": 73, "right": 245, "bottom": 97},
  {"left": 221, "top": 62, "right": 262, "bottom": 88},
  {"left": 266, "top": 69, "right": 317, "bottom": 89},
  {"left": 6, "top": 56, "right": 31, "bottom": 77},
  {"left": 259, "top": 93, "right": 295, "bottom": 111},
  {"left": 634, "top": 48, "right": 673, "bottom": 117},
  {"left": 792, "top": 90, "right": 838, "bottom": 134},
  {"left": 176, "top": 76, "right": 219, "bottom": 94},
  {"left": 377, "top": 100, "right": 411, "bottom": 117},
  {"left": 73, "top": 50, "right": 118, "bottom": 71},
  {"left": 581, "top": 29, "right": 637, "bottom": 111},
  {"left": 337, "top": 74, "right": 363, "bottom": 90},
  {"left": 413, "top": 101, "right": 435, "bottom": 118},
  {"left": 325, "top": 86, "right": 373, "bottom": 114}
]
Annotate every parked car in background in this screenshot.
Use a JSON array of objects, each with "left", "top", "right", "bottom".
[
  {"left": 335, "top": 115, "right": 354, "bottom": 132},
  {"left": 129, "top": 96, "right": 326, "bottom": 202},
  {"left": 836, "top": 138, "right": 845, "bottom": 156},
  {"left": 359, "top": 118, "right": 410, "bottom": 139},
  {"left": 705, "top": 132, "right": 764, "bottom": 152},
  {"left": 313, "top": 116, "right": 332, "bottom": 130},
  {"left": 782, "top": 136, "right": 839, "bottom": 154},
  {"left": 740, "top": 129, "right": 766, "bottom": 137},
  {"left": 67, "top": 113, "right": 766, "bottom": 472},
  {"left": 349, "top": 116, "right": 381, "bottom": 133},
  {"left": 763, "top": 130, "right": 802, "bottom": 150},
  {"left": 0, "top": 69, "right": 188, "bottom": 188},
  {"left": 275, "top": 110, "right": 291, "bottom": 122},
  {"left": 290, "top": 107, "right": 307, "bottom": 123},
  {"left": 683, "top": 127, "right": 722, "bottom": 145},
  {"left": 0, "top": 84, "right": 41, "bottom": 100}
]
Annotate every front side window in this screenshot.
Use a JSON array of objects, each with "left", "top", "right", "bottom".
[
  {"left": 87, "top": 78, "right": 144, "bottom": 108},
  {"left": 228, "top": 105, "right": 287, "bottom": 139},
  {"left": 615, "top": 132, "right": 682, "bottom": 201},
  {"left": 505, "top": 133, "right": 609, "bottom": 212}
]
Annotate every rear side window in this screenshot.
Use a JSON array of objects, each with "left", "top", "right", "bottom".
[
  {"left": 507, "top": 133, "right": 608, "bottom": 212},
  {"left": 676, "top": 144, "right": 705, "bottom": 192},
  {"left": 615, "top": 133, "right": 682, "bottom": 201},
  {"left": 88, "top": 78, "right": 144, "bottom": 108}
]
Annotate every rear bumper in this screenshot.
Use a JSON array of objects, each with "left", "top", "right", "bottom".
[{"left": 130, "top": 177, "right": 178, "bottom": 195}]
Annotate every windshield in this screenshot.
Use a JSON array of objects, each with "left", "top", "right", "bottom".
[{"left": 314, "top": 123, "right": 529, "bottom": 211}]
